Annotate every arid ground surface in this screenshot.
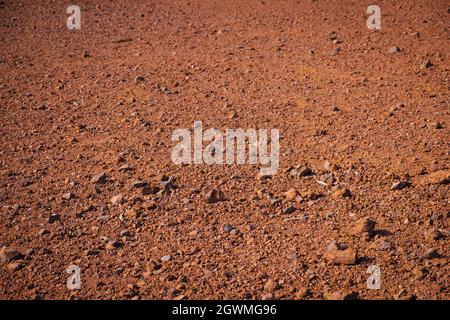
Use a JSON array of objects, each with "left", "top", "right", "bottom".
[{"left": 0, "top": 0, "right": 449, "bottom": 299}]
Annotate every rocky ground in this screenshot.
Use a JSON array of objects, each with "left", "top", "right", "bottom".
[{"left": 0, "top": 0, "right": 449, "bottom": 300}]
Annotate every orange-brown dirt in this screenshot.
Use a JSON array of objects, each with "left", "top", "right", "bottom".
[{"left": 0, "top": 0, "right": 449, "bottom": 300}]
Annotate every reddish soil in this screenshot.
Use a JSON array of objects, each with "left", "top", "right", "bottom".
[{"left": 0, "top": 0, "right": 449, "bottom": 300}]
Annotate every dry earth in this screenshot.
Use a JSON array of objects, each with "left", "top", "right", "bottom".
[{"left": 0, "top": 0, "right": 449, "bottom": 299}]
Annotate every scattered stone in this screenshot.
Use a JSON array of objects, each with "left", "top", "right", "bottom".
[
  {"left": 324, "top": 291, "right": 356, "bottom": 300},
  {"left": 167, "top": 288, "right": 180, "bottom": 297},
  {"left": 118, "top": 164, "right": 131, "bottom": 172},
  {"left": 142, "top": 185, "right": 160, "bottom": 196},
  {"left": 326, "top": 240, "right": 347, "bottom": 251},
  {"left": 388, "top": 105, "right": 398, "bottom": 116},
  {"left": 205, "top": 188, "right": 226, "bottom": 203},
  {"left": 324, "top": 242, "right": 357, "bottom": 265},
  {"left": 351, "top": 217, "right": 376, "bottom": 236},
  {"left": 282, "top": 206, "right": 296, "bottom": 214},
  {"left": 421, "top": 170, "right": 450, "bottom": 185},
  {"left": 125, "top": 208, "right": 139, "bottom": 220},
  {"left": 112, "top": 38, "right": 133, "bottom": 44},
  {"left": 319, "top": 173, "right": 335, "bottom": 186},
  {"left": 421, "top": 248, "right": 441, "bottom": 260},
  {"left": 161, "top": 255, "right": 172, "bottom": 262},
  {"left": 328, "top": 31, "right": 337, "bottom": 40},
  {"left": 76, "top": 205, "right": 95, "bottom": 218},
  {"left": 85, "top": 249, "right": 100, "bottom": 256},
  {"left": 324, "top": 211, "right": 336, "bottom": 219},
  {"left": 329, "top": 47, "right": 341, "bottom": 56},
  {"left": 412, "top": 267, "right": 427, "bottom": 280},
  {"left": 323, "top": 160, "right": 339, "bottom": 172},
  {"left": 297, "top": 166, "right": 313, "bottom": 177},
  {"left": 97, "top": 215, "right": 109, "bottom": 222},
  {"left": 160, "top": 175, "right": 176, "bottom": 191},
  {"left": 230, "top": 229, "right": 242, "bottom": 236},
  {"left": 269, "top": 196, "right": 282, "bottom": 205},
  {"left": 106, "top": 240, "right": 123, "bottom": 250},
  {"left": 258, "top": 172, "right": 272, "bottom": 182},
  {"left": 424, "top": 229, "right": 444, "bottom": 241},
  {"left": 223, "top": 223, "right": 233, "bottom": 233},
  {"left": 420, "top": 58, "right": 433, "bottom": 69},
  {"left": 394, "top": 289, "right": 415, "bottom": 300},
  {"left": 0, "top": 246, "right": 23, "bottom": 264},
  {"left": 38, "top": 229, "right": 50, "bottom": 236},
  {"left": 264, "top": 279, "right": 280, "bottom": 292},
  {"left": 295, "top": 287, "right": 309, "bottom": 299},
  {"left": 126, "top": 283, "right": 140, "bottom": 297},
  {"left": 12, "top": 204, "right": 20, "bottom": 213},
  {"left": 91, "top": 172, "right": 107, "bottom": 184},
  {"left": 159, "top": 86, "right": 172, "bottom": 95},
  {"left": 300, "top": 191, "right": 322, "bottom": 200},
  {"left": 261, "top": 293, "right": 273, "bottom": 300},
  {"left": 135, "top": 75, "right": 145, "bottom": 83},
  {"left": 228, "top": 110, "right": 238, "bottom": 119},
  {"left": 7, "top": 262, "right": 22, "bottom": 271},
  {"left": 120, "top": 230, "right": 132, "bottom": 238},
  {"left": 48, "top": 214, "right": 60, "bottom": 224},
  {"left": 110, "top": 194, "right": 124, "bottom": 205},
  {"left": 370, "top": 238, "right": 392, "bottom": 251},
  {"left": 428, "top": 212, "right": 443, "bottom": 225},
  {"left": 428, "top": 122, "right": 443, "bottom": 129},
  {"left": 284, "top": 188, "right": 298, "bottom": 200},
  {"left": 391, "top": 180, "right": 410, "bottom": 190},
  {"left": 389, "top": 46, "right": 401, "bottom": 54},
  {"left": 331, "top": 188, "right": 351, "bottom": 199},
  {"left": 323, "top": 292, "right": 343, "bottom": 300},
  {"left": 61, "top": 192, "right": 74, "bottom": 200},
  {"left": 131, "top": 180, "right": 147, "bottom": 188},
  {"left": 244, "top": 224, "right": 255, "bottom": 232},
  {"left": 284, "top": 166, "right": 295, "bottom": 174}
]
